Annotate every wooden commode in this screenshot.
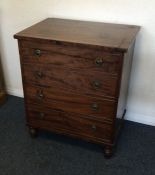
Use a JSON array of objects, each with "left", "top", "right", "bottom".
[{"left": 14, "top": 18, "right": 140, "bottom": 157}]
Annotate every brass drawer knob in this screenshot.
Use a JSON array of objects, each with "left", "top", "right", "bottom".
[
  {"left": 34, "top": 49, "right": 41, "bottom": 56},
  {"left": 93, "top": 80, "right": 101, "bottom": 89},
  {"left": 36, "top": 90, "right": 44, "bottom": 100},
  {"left": 95, "top": 58, "right": 103, "bottom": 67},
  {"left": 91, "top": 125, "right": 97, "bottom": 132},
  {"left": 35, "top": 71, "right": 43, "bottom": 79},
  {"left": 91, "top": 103, "right": 99, "bottom": 111},
  {"left": 38, "top": 112, "right": 45, "bottom": 119}
]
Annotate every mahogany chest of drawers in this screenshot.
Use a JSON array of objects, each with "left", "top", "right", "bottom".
[{"left": 14, "top": 18, "right": 140, "bottom": 157}]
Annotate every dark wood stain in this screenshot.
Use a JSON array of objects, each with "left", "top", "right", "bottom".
[
  {"left": 14, "top": 18, "right": 140, "bottom": 52},
  {"left": 14, "top": 18, "right": 140, "bottom": 157},
  {"left": 25, "top": 84, "right": 116, "bottom": 122},
  {"left": 27, "top": 105, "right": 113, "bottom": 142},
  {"left": 22, "top": 63, "right": 119, "bottom": 99}
]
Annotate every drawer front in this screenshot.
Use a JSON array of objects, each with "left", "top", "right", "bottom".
[
  {"left": 27, "top": 106, "right": 113, "bottom": 142},
  {"left": 22, "top": 64, "right": 118, "bottom": 99},
  {"left": 19, "top": 40, "right": 122, "bottom": 75},
  {"left": 25, "top": 85, "right": 116, "bottom": 121}
]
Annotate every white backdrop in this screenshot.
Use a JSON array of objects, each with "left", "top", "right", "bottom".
[{"left": 1, "top": 0, "right": 155, "bottom": 126}]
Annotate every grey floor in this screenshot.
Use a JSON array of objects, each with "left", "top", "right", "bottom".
[{"left": 0, "top": 95, "right": 155, "bottom": 175}]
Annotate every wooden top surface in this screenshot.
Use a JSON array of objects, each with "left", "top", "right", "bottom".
[{"left": 14, "top": 18, "right": 140, "bottom": 52}]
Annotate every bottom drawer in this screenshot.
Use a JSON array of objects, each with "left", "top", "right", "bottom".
[{"left": 27, "top": 106, "right": 113, "bottom": 143}]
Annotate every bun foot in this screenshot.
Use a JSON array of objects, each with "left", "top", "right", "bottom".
[
  {"left": 29, "top": 127, "right": 38, "bottom": 138},
  {"left": 104, "top": 146, "right": 113, "bottom": 158}
]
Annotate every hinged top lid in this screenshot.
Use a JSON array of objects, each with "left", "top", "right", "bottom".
[{"left": 14, "top": 18, "right": 140, "bottom": 52}]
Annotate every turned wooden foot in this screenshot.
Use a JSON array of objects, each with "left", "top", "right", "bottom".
[
  {"left": 29, "top": 127, "right": 38, "bottom": 138},
  {"left": 104, "top": 145, "right": 113, "bottom": 158}
]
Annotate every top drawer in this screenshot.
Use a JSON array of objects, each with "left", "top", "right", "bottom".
[{"left": 19, "top": 40, "right": 123, "bottom": 75}]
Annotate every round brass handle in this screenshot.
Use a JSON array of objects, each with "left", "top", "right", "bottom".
[
  {"left": 35, "top": 71, "right": 43, "bottom": 78},
  {"left": 37, "top": 90, "right": 44, "bottom": 100},
  {"left": 92, "top": 125, "right": 97, "bottom": 132},
  {"left": 38, "top": 112, "right": 45, "bottom": 119},
  {"left": 93, "top": 80, "right": 101, "bottom": 89},
  {"left": 91, "top": 103, "right": 99, "bottom": 111},
  {"left": 95, "top": 58, "right": 103, "bottom": 67},
  {"left": 34, "top": 49, "right": 41, "bottom": 56}
]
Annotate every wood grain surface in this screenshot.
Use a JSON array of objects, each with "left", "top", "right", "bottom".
[
  {"left": 14, "top": 18, "right": 140, "bottom": 156},
  {"left": 25, "top": 84, "right": 116, "bottom": 122},
  {"left": 14, "top": 18, "right": 140, "bottom": 52}
]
